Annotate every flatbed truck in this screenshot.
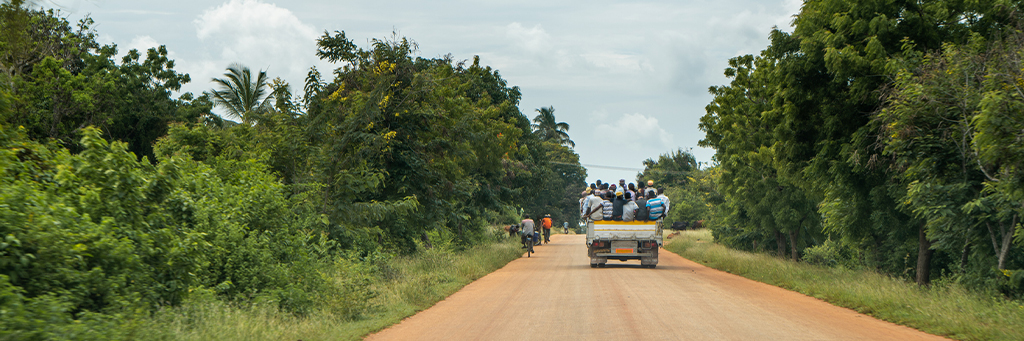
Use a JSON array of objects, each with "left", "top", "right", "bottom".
[{"left": 586, "top": 220, "right": 662, "bottom": 268}]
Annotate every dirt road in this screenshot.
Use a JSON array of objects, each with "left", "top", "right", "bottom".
[{"left": 367, "top": 234, "right": 945, "bottom": 340}]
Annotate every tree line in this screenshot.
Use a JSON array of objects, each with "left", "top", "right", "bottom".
[
  {"left": 696, "top": 0, "right": 1024, "bottom": 296},
  {"left": 0, "top": 1, "right": 584, "bottom": 337}
]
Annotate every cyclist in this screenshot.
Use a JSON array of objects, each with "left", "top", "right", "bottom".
[
  {"left": 520, "top": 215, "right": 536, "bottom": 250},
  {"left": 563, "top": 221, "right": 569, "bottom": 234}
]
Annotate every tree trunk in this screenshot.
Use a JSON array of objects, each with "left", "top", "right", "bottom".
[
  {"left": 959, "top": 239, "right": 971, "bottom": 273},
  {"left": 916, "top": 226, "right": 933, "bottom": 286},
  {"left": 789, "top": 230, "right": 799, "bottom": 261},
  {"left": 775, "top": 231, "right": 785, "bottom": 257},
  {"left": 987, "top": 215, "right": 1017, "bottom": 270},
  {"left": 998, "top": 221, "right": 1011, "bottom": 270}
]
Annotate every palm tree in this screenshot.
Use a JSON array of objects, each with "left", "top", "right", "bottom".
[
  {"left": 210, "top": 63, "right": 275, "bottom": 124},
  {"left": 531, "top": 106, "right": 574, "bottom": 148}
]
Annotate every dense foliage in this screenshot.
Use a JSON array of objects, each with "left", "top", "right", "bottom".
[
  {"left": 0, "top": 2, "right": 584, "bottom": 338},
  {"left": 699, "top": 0, "right": 1024, "bottom": 296}
]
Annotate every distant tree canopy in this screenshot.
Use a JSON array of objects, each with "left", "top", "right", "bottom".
[{"left": 700, "top": 0, "right": 1024, "bottom": 293}]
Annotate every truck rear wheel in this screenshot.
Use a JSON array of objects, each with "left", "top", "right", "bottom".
[{"left": 590, "top": 264, "right": 596, "bottom": 268}]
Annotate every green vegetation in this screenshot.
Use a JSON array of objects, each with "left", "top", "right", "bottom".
[
  {"left": 0, "top": 1, "right": 582, "bottom": 338},
  {"left": 692, "top": 0, "right": 1024, "bottom": 299},
  {"left": 664, "top": 230, "right": 1024, "bottom": 340},
  {"left": 137, "top": 237, "right": 524, "bottom": 341}
]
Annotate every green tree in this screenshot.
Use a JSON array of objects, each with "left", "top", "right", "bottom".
[
  {"left": 210, "top": 63, "right": 275, "bottom": 125},
  {"left": 531, "top": 106, "right": 574, "bottom": 148}
]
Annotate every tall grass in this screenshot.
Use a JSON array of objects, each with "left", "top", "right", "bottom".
[
  {"left": 664, "top": 229, "right": 1024, "bottom": 340},
  {"left": 133, "top": 237, "right": 524, "bottom": 341}
]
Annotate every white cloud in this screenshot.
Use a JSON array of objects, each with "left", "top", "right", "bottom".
[
  {"left": 505, "top": 22, "right": 551, "bottom": 54},
  {"left": 595, "top": 113, "right": 674, "bottom": 151},
  {"left": 192, "top": 0, "right": 321, "bottom": 86},
  {"left": 125, "top": 35, "right": 160, "bottom": 52}
]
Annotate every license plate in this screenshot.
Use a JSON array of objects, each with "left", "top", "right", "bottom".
[{"left": 615, "top": 248, "right": 634, "bottom": 254}]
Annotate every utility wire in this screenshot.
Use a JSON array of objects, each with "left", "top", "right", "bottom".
[{"left": 547, "top": 161, "right": 695, "bottom": 175}]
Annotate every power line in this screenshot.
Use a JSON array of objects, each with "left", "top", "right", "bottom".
[{"left": 547, "top": 161, "right": 696, "bottom": 175}]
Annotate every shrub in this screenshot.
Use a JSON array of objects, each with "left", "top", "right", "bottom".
[{"left": 802, "top": 238, "right": 865, "bottom": 270}]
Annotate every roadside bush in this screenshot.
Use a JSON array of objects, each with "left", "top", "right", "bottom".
[
  {"left": 802, "top": 238, "right": 865, "bottom": 270},
  {"left": 0, "top": 125, "right": 335, "bottom": 336}
]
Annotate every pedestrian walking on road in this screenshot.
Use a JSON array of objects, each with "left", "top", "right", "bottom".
[{"left": 541, "top": 214, "right": 552, "bottom": 243}]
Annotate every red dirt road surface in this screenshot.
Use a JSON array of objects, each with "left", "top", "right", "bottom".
[{"left": 367, "top": 234, "right": 946, "bottom": 340}]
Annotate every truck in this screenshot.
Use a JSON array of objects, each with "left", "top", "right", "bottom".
[{"left": 586, "top": 220, "right": 662, "bottom": 268}]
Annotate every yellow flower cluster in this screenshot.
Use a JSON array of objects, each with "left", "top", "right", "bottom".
[{"left": 374, "top": 60, "right": 396, "bottom": 75}]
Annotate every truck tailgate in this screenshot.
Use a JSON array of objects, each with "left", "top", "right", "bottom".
[{"left": 588, "top": 221, "right": 659, "bottom": 240}]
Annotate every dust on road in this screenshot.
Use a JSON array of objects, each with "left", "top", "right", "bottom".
[{"left": 367, "top": 234, "right": 945, "bottom": 340}]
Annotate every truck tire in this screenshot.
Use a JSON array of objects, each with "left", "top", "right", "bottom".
[{"left": 590, "top": 264, "right": 596, "bottom": 268}]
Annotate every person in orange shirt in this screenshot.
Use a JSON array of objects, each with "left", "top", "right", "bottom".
[{"left": 541, "top": 214, "right": 553, "bottom": 244}]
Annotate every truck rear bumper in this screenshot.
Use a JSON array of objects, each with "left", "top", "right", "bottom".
[{"left": 594, "top": 252, "right": 651, "bottom": 257}]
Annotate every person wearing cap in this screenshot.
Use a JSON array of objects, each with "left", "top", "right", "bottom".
[
  {"left": 541, "top": 214, "right": 553, "bottom": 243},
  {"left": 582, "top": 188, "right": 603, "bottom": 221},
  {"left": 611, "top": 189, "right": 626, "bottom": 221},
  {"left": 644, "top": 180, "right": 657, "bottom": 198},
  {"left": 622, "top": 192, "right": 639, "bottom": 222}
]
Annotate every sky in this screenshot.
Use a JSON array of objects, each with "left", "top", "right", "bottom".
[{"left": 41, "top": 0, "right": 802, "bottom": 185}]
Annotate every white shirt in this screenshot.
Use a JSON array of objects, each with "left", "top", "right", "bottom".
[
  {"left": 622, "top": 201, "right": 639, "bottom": 221},
  {"left": 657, "top": 194, "right": 670, "bottom": 214},
  {"left": 582, "top": 194, "right": 603, "bottom": 220}
]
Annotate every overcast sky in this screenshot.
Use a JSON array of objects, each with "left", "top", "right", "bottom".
[{"left": 43, "top": 0, "right": 801, "bottom": 185}]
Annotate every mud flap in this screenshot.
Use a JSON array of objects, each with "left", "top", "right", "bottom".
[{"left": 640, "top": 248, "right": 659, "bottom": 266}]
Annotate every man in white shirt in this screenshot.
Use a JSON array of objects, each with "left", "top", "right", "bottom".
[
  {"left": 582, "top": 190, "right": 604, "bottom": 221},
  {"left": 621, "top": 192, "right": 639, "bottom": 221},
  {"left": 656, "top": 187, "right": 670, "bottom": 216}
]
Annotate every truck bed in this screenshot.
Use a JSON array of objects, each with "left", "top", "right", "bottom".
[{"left": 587, "top": 220, "right": 662, "bottom": 243}]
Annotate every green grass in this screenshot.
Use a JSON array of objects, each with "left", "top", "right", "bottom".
[
  {"left": 663, "top": 229, "right": 1024, "bottom": 340},
  {"left": 134, "top": 237, "right": 525, "bottom": 341}
]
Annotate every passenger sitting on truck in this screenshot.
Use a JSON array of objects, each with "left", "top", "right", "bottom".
[
  {"left": 601, "top": 192, "right": 614, "bottom": 220},
  {"left": 635, "top": 192, "right": 649, "bottom": 221},
  {"left": 582, "top": 189, "right": 604, "bottom": 221},
  {"left": 627, "top": 183, "right": 638, "bottom": 202},
  {"left": 644, "top": 180, "right": 657, "bottom": 198},
  {"left": 622, "top": 192, "right": 639, "bottom": 222},
  {"left": 656, "top": 187, "right": 670, "bottom": 217},
  {"left": 579, "top": 189, "right": 590, "bottom": 217},
  {"left": 646, "top": 192, "right": 666, "bottom": 221},
  {"left": 611, "top": 190, "right": 625, "bottom": 221}
]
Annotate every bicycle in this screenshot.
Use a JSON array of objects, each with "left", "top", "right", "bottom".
[{"left": 523, "top": 233, "right": 534, "bottom": 257}]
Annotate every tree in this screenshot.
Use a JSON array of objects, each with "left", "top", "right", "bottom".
[
  {"left": 210, "top": 63, "right": 275, "bottom": 124},
  {"left": 531, "top": 106, "right": 574, "bottom": 148}
]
